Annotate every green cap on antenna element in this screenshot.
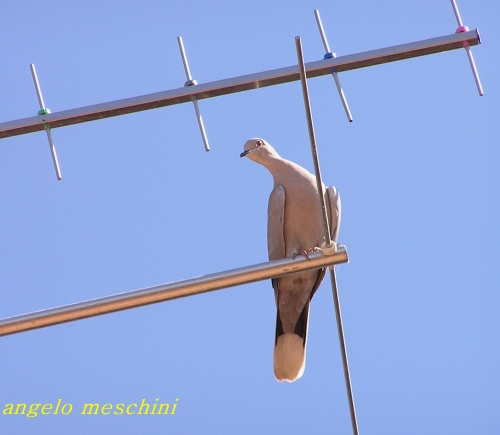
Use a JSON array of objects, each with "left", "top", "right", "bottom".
[{"left": 37, "top": 108, "right": 51, "bottom": 116}]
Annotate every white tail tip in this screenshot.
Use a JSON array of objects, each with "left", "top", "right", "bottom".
[{"left": 274, "top": 333, "right": 306, "bottom": 382}]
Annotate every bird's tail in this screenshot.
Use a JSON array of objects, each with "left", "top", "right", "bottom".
[{"left": 273, "top": 301, "right": 310, "bottom": 382}]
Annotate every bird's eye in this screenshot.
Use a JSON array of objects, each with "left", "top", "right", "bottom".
[{"left": 256, "top": 140, "right": 262, "bottom": 147}]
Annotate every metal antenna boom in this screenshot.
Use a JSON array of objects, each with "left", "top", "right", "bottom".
[{"left": 1, "top": 31, "right": 480, "bottom": 141}]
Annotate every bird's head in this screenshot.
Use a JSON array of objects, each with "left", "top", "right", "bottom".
[{"left": 240, "top": 138, "right": 279, "bottom": 163}]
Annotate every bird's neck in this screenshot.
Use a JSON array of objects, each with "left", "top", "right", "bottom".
[
  {"left": 259, "top": 154, "right": 282, "bottom": 173},
  {"left": 262, "top": 156, "right": 302, "bottom": 185}
]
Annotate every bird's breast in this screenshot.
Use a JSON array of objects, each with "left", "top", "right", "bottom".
[{"left": 281, "top": 182, "right": 325, "bottom": 256}]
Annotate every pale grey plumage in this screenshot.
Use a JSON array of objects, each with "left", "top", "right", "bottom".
[{"left": 241, "top": 138, "right": 341, "bottom": 382}]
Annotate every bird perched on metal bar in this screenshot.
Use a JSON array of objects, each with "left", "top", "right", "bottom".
[{"left": 241, "top": 138, "right": 341, "bottom": 382}]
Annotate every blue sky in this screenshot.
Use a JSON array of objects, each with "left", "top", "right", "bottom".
[{"left": 0, "top": 1, "right": 498, "bottom": 434}]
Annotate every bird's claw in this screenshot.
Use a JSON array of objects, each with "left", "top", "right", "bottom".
[{"left": 292, "top": 248, "right": 320, "bottom": 261}]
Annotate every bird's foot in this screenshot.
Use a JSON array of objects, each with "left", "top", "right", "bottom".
[{"left": 292, "top": 248, "right": 320, "bottom": 261}]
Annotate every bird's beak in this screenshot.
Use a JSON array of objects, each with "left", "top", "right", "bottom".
[{"left": 240, "top": 149, "right": 251, "bottom": 158}]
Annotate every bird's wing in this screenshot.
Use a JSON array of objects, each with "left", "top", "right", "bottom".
[
  {"left": 307, "top": 186, "right": 340, "bottom": 302},
  {"left": 267, "top": 184, "right": 286, "bottom": 261},
  {"left": 268, "top": 184, "right": 285, "bottom": 302},
  {"left": 326, "top": 185, "right": 341, "bottom": 243}
]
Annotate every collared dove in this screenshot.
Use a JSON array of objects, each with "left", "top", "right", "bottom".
[{"left": 241, "top": 138, "right": 341, "bottom": 382}]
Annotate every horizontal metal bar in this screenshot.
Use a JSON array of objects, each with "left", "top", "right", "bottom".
[
  {"left": 0, "top": 247, "right": 348, "bottom": 337},
  {"left": 0, "top": 31, "right": 480, "bottom": 140}
]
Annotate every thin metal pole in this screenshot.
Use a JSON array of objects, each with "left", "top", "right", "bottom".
[
  {"left": 314, "top": 9, "right": 332, "bottom": 53},
  {"left": 192, "top": 97, "right": 210, "bottom": 150},
  {"left": 45, "top": 127, "right": 62, "bottom": 180},
  {"left": 449, "top": 0, "right": 483, "bottom": 96},
  {"left": 296, "top": 36, "right": 359, "bottom": 435},
  {"left": 30, "top": 64, "right": 46, "bottom": 108},
  {"left": 314, "top": 10, "right": 353, "bottom": 122},
  {"left": 0, "top": 247, "right": 348, "bottom": 337},
  {"left": 177, "top": 36, "right": 193, "bottom": 82},
  {"left": 329, "top": 266, "right": 359, "bottom": 435},
  {"left": 450, "top": 0, "right": 464, "bottom": 27},
  {"left": 295, "top": 36, "right": 332, "bottom": 246},
  {"left": 177, "top": 36, "right": 210, "bottom": 151},
  {"left": 331, "top": 73, "right": 353, "bottom": 122},
  {"left": 30, "top": 64, "right": 62, "bottom": 180},
  {"left": 1, "top": 31, "right": 480, "bottom": 140},
  {"left": 464, "top": 48, "right": 483, "bottom": 96}
]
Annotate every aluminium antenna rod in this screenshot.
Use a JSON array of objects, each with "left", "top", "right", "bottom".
[
  {"left": 449, "top": 0, "right": 483, "bottom": 96},
  {"left": 0, "top": 248, "right": 348, "bottom": 337},
  {"left": 30, "top": 64, "right": 62, "bottom": 180},
  {"left": 314, "top": 10, "right": 353, "bottom": 122},
  {"left": 295, "top": 36, "right": 359, "bottom": 435},
  {"left": 177, "top": 36, "right": 211, "bottom": 151},
  {"left": 328, "top": 266, "right": 358, "bottom": 435},
  {"left": 295, "top": 37, "right": 331, "bottom": 245}
]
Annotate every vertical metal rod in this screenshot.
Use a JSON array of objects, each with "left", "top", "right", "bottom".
[
  {"left": 296, "top": 36, "right": 359, "bottom": 435},
  {"left": 314, "top": 9, "right": 332, "bottom": 53},
  {"left": 464, "top": 47, "right": 483, "bottom": 96},
  {"left": 295, "top": 36, "right": 331, "bottom": 245},
  {"left": 314, "top": 10, "right": 353, "bottom": 122},
  {"left": 45, "top": 128, "right": 62, "bottom": 180},
  {"left": 177, "top": 37, "right": 210, "bottom": 151},
  {"left": 450, "top": 0, "right": 464, "bottom": 27},
  {"left": 331, "top": 72, "right": 354, "bottom": 122},
  {"left": 30, "top": 64, "right": 45, "bottom": 108},
  {"left": 449, "top": 0, "right": 483, "bottom": 96},
  {"left": 177, "top": 36, "right": 193, "bottom": 81},
  {"left": 30, "top": 64, "right": 62, "bottom": 180},
  {"left": 192, "top": 97, "right": 210, "bottom": 152},
  {"left": 329, "top": 267, "right": 359, "bottom": 435}
]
